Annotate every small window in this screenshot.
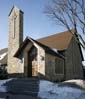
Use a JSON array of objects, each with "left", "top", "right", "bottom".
[{"left": 55, "top": 58, "right": 64, "bottom": 74}]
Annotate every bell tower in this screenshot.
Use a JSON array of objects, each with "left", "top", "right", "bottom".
[{"left": 8, "top": 6, "right": 23, "bottom": 75}]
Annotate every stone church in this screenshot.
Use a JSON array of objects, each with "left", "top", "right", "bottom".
[{"left": 0, "top": 6, "right": 84, "bottom": 81}]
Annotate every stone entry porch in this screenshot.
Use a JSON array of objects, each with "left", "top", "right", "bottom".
[{"left": 26, "top": 46, "right": 38, "bottom": 77}]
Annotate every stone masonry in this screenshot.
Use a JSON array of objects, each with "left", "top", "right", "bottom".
[{"left": 7, "top": 6, "right": 24, "bottom": 75}]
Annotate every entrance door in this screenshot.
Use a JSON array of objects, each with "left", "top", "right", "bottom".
[{"left": 28, "top": 46, "right": 37, "bottom": 77}]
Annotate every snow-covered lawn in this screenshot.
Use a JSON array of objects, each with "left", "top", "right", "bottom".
[
  {"left": 0, "top": 79, "right": 85, "bottom": 99},
  {"left": 38, "top": 79, "right": 85, "bottom": 99}
]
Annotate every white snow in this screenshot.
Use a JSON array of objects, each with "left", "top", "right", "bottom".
[
  {"left": 82, "top": 61, "right": 85, "bottom": 67},
  {"left": 0, "top": 79, "right": 85, "bottom": 99},
  {"left": 0, "top": 53, "right": 7, "bottom": 61},
  {"left": 38, "top": 80, "right": 85, "bottom": 99},
  {"left": 51, "top": 48, "right": 58, "bottom": 53},
  {"left": 64, "top": 79, "right": 85, "bottom": 88},
  {"left": 0, "top": 79, "right": 12, "bottom": 92}
]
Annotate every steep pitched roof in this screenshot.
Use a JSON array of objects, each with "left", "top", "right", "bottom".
[
  {"left": 37, "top": 30, "right": 84, "bottom": 61},
  {"left": 14, "top": 37, "right": 64, "bottom": 59},
  {"left": 0, "top": 30, "right": 83, "bottom": 65},
  {"left": 31, "top": 38, "right": 64, "bottom": 58},
  {"left": 37, "top": 30, "right": 74, "bottom": 51}
]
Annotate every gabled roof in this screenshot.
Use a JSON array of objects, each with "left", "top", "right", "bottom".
[
  {"left": 14, "top": 37, "right": 64, "bottom": 59},
  {"left": 31, "top": 37, "right": 64, "bottom": 59},
  {"left": 37, "top": 30, "right": 74, "bottom": 51},
  {"left": 37, "top": 30, "right": 84, "bottom": 61},
  {"left": 0, "top": 30, "right": 84, "bottom": 65}
]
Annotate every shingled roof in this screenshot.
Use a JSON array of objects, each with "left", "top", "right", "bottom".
[
  {"left": 37, "top": 30, "right": 74, "bottom": 51},
  {"left": 0, "top": 30, "right": 83, "bottom": 65},
  {"left": 14, "top": 37, "right": 64, "bottom": 59},
  {"left": 37, "top": 30, "right": 84, "bottom": 61}
]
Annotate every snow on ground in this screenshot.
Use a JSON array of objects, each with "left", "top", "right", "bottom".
[
  {"left": 63, "top": 79, "right": 85, "bottom": 88},
  {"left": 38, "top": 80, "right": 85, "bottom": 99},
  {"left": 0, "top": 79, "right": 85, "bottom": 99},
  {"left": 0, "top": 79, "right": 13, "bottom": 92}
]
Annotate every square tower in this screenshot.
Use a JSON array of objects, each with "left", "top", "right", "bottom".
[{"left": 8, "top": 6, "right": 24, "bottom": 76}]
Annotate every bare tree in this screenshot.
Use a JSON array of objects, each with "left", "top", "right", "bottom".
[{"left": 45, "top": 0, "right": 85, "bottom": 49}]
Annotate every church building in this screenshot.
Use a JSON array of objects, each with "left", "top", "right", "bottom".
[{"left": 0, "top": 6, "right": 84, "bottom": 81}]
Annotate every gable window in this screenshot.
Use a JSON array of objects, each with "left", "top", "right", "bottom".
[{"left": 55, "top": 58, "right": 64, "bottom": 74}]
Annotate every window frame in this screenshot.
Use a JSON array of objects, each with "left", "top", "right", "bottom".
[{"left": 55, "top": 58, "right": 64, "bottom": 74}]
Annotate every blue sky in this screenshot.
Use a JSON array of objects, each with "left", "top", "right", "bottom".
[
  {"left": 0, "top": 0, "right": 66, "bottom": 49},
  {"left": 0, "top": 0, "right": 85, "bottom": 63}
]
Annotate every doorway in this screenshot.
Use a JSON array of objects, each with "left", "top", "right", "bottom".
[{"left": 28, "top": 46, "right": 37, "bottom": 77}]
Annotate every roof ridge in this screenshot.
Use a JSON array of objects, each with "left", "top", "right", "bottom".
[{"left": 37, "top": 29, "right": 74, "bottom": 40}]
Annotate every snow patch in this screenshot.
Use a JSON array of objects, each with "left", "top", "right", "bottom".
[
  {"left": 0, "top": 79, "right": 85, "bottom": 99},
  {"left": 38, "top": 80, "right": 85, "bottom": 99},
  {"left": 0, "top": 79, "right": 13, "bottom": 92},
  {"left": 0, "top": 53, "right": 7, "bottom": 61},
  {"left": 51, "top": 48, "right": 58, "bottom": 53},
  {"left": 82, "top": 61, "right": 85, "bottom": 66},
  {"left": 64, "top": 79, "right": 85, "bottom": 88}
]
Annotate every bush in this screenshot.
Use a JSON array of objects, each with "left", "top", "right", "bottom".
[{"left": 0, "top": 67, "right": 8, "bottom": 79}]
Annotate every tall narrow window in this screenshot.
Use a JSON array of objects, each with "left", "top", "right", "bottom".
[
  {"left": 13, "top": 12, "right": 17, "bottom": 38},
  {"left": 55, "top": 58, "right": 64, "bottom": 74}
]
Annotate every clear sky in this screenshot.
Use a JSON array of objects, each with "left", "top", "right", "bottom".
[
  {"left": 0, "top": 0, "right": 66, "bottom": 49},
  {"left": 0, "top": 0, "right": 85, "bottom": 63}
]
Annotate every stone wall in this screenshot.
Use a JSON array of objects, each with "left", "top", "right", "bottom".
[
  {"left": 23, "top": 42, "right": 45, "bottom": 77},
  {"left": 7, "top": 6, "right": 24, "bottom": 76},
  {"left": 37, "top": 45, "right": 45, "bottom": 77},
  {"left": 65, "top": 37, "right": 83, "bottom": 80},
  {"left": 23, "top": 41, "right": 64, "bottom": 81},
  {"left": 45, "top": 53, "right": 64, "bottom": 81}
]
